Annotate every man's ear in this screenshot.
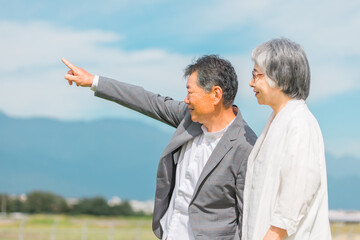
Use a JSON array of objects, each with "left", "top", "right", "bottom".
[{"left": 213, "top": 86, "right": 223, "bottom": 105}]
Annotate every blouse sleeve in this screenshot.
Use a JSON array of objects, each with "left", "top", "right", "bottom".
[{"left": 270, "top": 118, "right": 322, "bottom": 236}]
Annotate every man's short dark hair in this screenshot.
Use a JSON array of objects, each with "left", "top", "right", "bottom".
[{"left": 184, "top": 55, "right": 238, "bottom": 107}]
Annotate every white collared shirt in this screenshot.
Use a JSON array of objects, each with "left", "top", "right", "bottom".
[
  {"left": 160, "top": 120, "right": 234, "bottom": 240},
  {"left": 91, "top": 75, "right": 99, "bottom": 91},
  {"left": 242, "top": 100, "right": 331, "bottom": 240}
]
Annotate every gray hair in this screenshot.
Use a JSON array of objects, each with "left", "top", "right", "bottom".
[
  {"left": 184, "top": 55, "right": 238, "bottom": 107},
  {"left": 252, "top": 38, "right": 310, "bottom": 100}
]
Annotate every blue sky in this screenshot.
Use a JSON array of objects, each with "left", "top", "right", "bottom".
[{"left": 0, "top": 0, "right": 359, "bottom": 159}]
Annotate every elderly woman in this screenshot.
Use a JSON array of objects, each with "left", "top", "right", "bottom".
[{"left": 242, "top": 38, "right": 331, "bottom": 240}]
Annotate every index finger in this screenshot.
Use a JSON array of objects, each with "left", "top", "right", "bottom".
[{"left": 61, "top": 58, "right": 77, "bottom": 71}]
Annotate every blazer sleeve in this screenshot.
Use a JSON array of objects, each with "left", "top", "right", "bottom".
[
  {"left": 94, "top": 76, "right": 188, "bottom": 128},
  {"left": 235, "top": 123, "right": 257, "bottom": 239}
]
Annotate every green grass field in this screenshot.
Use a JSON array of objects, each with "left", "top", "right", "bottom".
[
  {"left": 0, "top": 214, "right": 156, "bottom": 240},
  {"left": 1, "top": 214, "right": 360, "bottom": 240}
]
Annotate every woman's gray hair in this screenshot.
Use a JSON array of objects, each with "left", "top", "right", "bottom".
[
  {"left": 184, "top": 55, "right": 238, "bottom": 107},
  {"left": 252, "top": 38, "right": 310, "bottom": 100}
]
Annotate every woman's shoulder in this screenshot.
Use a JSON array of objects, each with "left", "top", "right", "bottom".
[{"left": 285, "top": 101, "right": 322, "bottom": 136}]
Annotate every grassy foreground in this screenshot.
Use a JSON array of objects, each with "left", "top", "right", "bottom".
[
  {"left": 1, "top": 214, "right": 360, "bottom": 240},
  {"left": 0, "top": 214, "right": 156, "bottom": 240}
]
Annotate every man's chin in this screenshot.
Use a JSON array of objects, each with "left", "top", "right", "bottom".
[{"left": 190, "top": 113, "right": 197, "bottom": 122}]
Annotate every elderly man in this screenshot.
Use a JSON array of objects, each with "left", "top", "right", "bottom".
[{"left": 62, "top": 55, "right": 256, "bottom": 240}]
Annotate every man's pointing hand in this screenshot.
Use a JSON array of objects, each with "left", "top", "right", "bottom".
[{"left": 61, "top": 58, "right": 94, "bottom": 87}]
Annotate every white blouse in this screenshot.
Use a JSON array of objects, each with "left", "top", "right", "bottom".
[{"left": 242, "top": 100, "right": 331, "bottom": 240}]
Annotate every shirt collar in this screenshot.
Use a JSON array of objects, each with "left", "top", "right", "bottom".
[{"left": 201, "top": 117, "right": 236, "bottom": 142}]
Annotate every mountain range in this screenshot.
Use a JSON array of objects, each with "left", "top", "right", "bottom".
[{"left": 0, "top": 112, "right": 359, "bottom": 210}]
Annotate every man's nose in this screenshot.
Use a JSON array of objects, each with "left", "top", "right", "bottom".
[{"left": 184, "top": 95, "right": 189, "bottom": 104}]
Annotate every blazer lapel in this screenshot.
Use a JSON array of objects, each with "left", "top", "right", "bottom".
[
  {"left": 161, "top": 114, "right": 202, "bottom": 159},
  {"left": 191, "top": 112, "right": 243, "bottom": 202}
]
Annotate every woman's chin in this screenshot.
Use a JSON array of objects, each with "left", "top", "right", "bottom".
[{"left": 256, "top": 98, "right": 263, "bottom": 105}]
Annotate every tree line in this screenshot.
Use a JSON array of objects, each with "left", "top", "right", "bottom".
[{"left": 0, "top": 191, "right": 149, "bottom": 216}]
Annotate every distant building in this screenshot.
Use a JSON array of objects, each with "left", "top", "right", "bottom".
[
  {"left": 7, "top": 194, "right": 26, "bottom": 202},
  {"left": 108, "top": 196, "right": 122, "bottom": 207},
  {"left": 19, "top": 194, "right": 27, "bottom": 202},
  {"left": 65, "top": 197, "right": 79, "bottom": 207},
  {"left": 129, "top": 200, "right": 154, "bottom": 215},
  {"left": 108, "top": 196, "right": 154, "bottom": 214},
  {"left": 329, "top": 210, "right": 360, "bottom": 223}
]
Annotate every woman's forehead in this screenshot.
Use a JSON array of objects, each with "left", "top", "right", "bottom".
[{"left": 253, "top": 64, "right": 263, "bottom": 73}]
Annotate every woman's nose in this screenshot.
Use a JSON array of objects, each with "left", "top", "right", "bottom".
[{"left": 249, "top": 78, "right": 255, "bottom": 87}]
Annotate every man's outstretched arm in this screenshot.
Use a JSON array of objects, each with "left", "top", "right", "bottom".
[{"left": 61, "top": 58, "right": 188, "bottom": 128}]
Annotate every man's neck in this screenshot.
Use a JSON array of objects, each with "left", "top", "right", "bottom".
[{"left": 202, "top": 107, "right": 236, "bottom": 132}]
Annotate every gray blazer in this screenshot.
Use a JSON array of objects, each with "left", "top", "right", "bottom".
[{"left": 95, "top": 76, "right": 257, "bottom": 240}]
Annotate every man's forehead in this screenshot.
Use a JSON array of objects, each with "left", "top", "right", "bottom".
[
  {"left": 186, "top": 78, "right": 190, "bottom": 89},
  {"left": 186, "top": 72, "right": 198, "bottom": 88}
]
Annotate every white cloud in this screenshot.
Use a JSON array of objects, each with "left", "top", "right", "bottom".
[
  {"left": 0, "top": 21, "right": 192, "bottom": 121},
  {"left": 0, "top": 1, "right": 359, "bottom": 122},
  {"left": 0, "top": 13, "right": 358, "bottom": 159},
  {"left": 175, "top": 0, "right": 360, "bottom": 100},
  {"left": 0, "top": 20, "right": 264, "bottom": 123},
  {"left": 0, "top": 21, "right": 122, "bottom": 72},
  {"left": 178, "top": 0, "right": 270, "bottom": 34},
  {"left": 326, "top": 138, "right": 360, "bottom": 159},
  {"left": 259, "top": 0, "right": 360, "bottom": 54},
  {"left": 189, "top": 0, "right": 360, "bottom": 55}
]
